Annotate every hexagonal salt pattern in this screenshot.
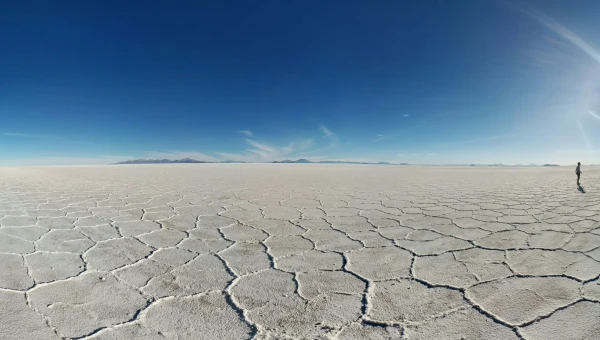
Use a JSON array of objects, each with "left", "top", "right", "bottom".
[{"left": 0, "top": 164, "right": 599, "bottom": 339}]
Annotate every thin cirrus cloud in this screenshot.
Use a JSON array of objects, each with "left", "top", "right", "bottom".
[
  {"left": 375, "top": 134, "right": 391, "bottom": 142},
  {"left": 295, "top": 124, "right": 338, "bottom": 156},
  {"left": 5, "top": 126, "right": 330, "bottom": 165},
  {"left": 320, "top": 124, "right": 339, "bottom": 146},
  {"left": 217, "top": 137, "right": 316, "bottom": 162},
  {"left": 319, "top": 125, "right": 333, "bottom": 137},
  {"left": 510, "top": 3, "right": 600, "bottom": 65}
]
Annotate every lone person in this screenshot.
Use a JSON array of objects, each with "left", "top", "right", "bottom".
[{"left": 576, "top": 162, "right": 582, "bottom": 186}]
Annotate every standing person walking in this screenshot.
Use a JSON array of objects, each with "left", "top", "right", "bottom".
[{"left": 576, "top": 162, "right": 582, "bottom": 186}]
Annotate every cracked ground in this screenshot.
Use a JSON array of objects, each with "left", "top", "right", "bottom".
[{"left": 1, "top": 165, "right": 599, "bottom": 340}]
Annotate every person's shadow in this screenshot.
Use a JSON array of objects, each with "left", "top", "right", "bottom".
[{"left": 578, "top": 186, "right": 586, "bottom": 193}]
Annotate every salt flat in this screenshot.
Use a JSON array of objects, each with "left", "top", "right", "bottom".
[{"left": 0, "top": 164, "right": 599, "bottom": 340}]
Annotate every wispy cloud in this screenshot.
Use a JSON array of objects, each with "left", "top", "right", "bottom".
[
  {"left": 216, "top": 138, "right": 315, "bottom": 162},
  {"left": 321, "top": 124, "right": 339, "bottom": 145},
  {"left": 404, "top": 114, "right": 410, "bottom": 117},
  {"left": 522, "top": 35, "right": 577, "bottom": 68},
  {"left": 511, "top": 3, "right": 600, "bottom": 65},
  {"left": 292, "top": 124, "right": 339, "bottom": 155},
  {"left": 375, "top": 134, "right": 391, "bottom": 142},
  {"left": 5, "top": 126, "right": 331, "bottom": 165},
  {"left": 245, "top": 139, "right": 279, "bottom": 159},
  {"left": 319, "top": 125, "right": 333, "bottom": 137}
]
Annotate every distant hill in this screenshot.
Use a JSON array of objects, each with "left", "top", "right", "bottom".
[
  {"left": 113, "top": 158, "right": 563, "bottom": 167},
  {"left": 272, "top": 159, "right": 408, "bottom": 165},
  {"left": 113, "top": 158, "right": 558, "bottom": 167},
  {"left": 113, "top": 158, "right": 407, "bottom": 165},
  {"left": 114, "top": 158, "right": 213, "bottom": 164},
  {"left": 486, "top": 163, "right": 544, "bottom": 167},
  {"left": 315, "top": 160, "right": 368, "bottom": 164},
  {"left": 273, "top": 159, "right": 312, "bottom": 164}
]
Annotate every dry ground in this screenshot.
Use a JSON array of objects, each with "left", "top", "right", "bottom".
[{"left": 1, "top": 164, "right": 599, "bottom": 339}]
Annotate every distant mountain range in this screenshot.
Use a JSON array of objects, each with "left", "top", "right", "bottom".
[
  {"left": 272, "top": 159, "right": 408, "bottom": 165},
  {"left": 422, "top": 163, "right": 563, "bottom": 167},
  {"left": 113, "top": 158, "right": 407, "bottom": 165},
  {"left": 114, "top": 158, "right": 218, "bottom": 164},
  {"left": 113, "top": 158, "right": 565, "bottom": 167},
  {"left": 489, "top": 163, "right": 540, "bottom": 167}
]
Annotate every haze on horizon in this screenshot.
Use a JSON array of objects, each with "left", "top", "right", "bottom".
[{"left": 1, "top": 0, "right": 599, "bottom": 166}]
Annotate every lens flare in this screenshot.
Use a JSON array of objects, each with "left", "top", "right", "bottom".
[{"left": 577, "top": 119, "right": 597, "bottom": 163}]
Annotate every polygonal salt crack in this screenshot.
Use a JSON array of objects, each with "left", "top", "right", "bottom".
[{"left": 28, "top": 272, "right": 148, "bottom": 339}]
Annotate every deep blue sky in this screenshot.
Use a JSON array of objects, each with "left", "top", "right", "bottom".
[{"left": 1, "top": 0, "right": 600, "bottom": 165}]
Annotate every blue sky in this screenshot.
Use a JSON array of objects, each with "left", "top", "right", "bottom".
[{"left": 1, "top": 0, "right": 600, "bottom": 165}]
